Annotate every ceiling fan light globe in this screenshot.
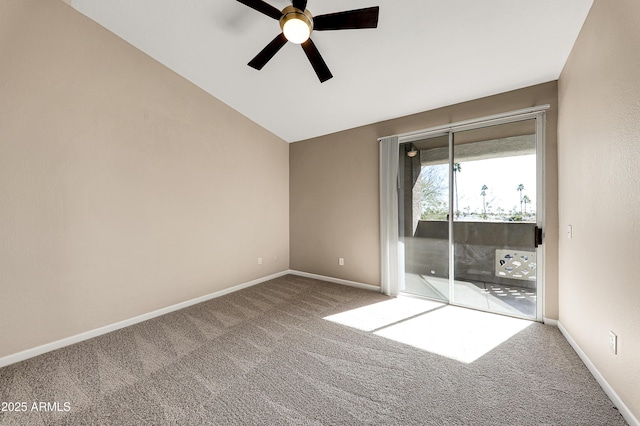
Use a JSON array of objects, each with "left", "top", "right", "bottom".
[
  {"left": 280, "top": 6, "right": 313, "bottom": 44},
  {"left": 283, "top": 18, "right": 311, "bottom": 44}
]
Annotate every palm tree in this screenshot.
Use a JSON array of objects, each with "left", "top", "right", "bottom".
[
  {"left": 453, "top": 163, "right": 461, "bottom": 218},
  {"left": 522, "top": 195, "right": 531, "bottom": 215},
  {"left": 481, "top": 184, "right": 488, "bottom": 218},
  {"left": 517, "top": 184, "right": 525, "bottom": 213}
]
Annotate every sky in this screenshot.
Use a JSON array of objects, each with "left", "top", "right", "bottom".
[
  {"left": 427, "top": 154, "right": 537, "bottom": 214},
  {"left": 456, "top": 155, "right": 536, "bottom": 213}
]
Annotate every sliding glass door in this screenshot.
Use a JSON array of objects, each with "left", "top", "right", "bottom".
[
  {"left": 394, "top": 111, "right": 544, "bottom": 321},
  {"left": 398, "top": 133, "right": 450, "bottom": 302},
  {"left": 450, "top": 119, "right": 538, "bottom": 318}
]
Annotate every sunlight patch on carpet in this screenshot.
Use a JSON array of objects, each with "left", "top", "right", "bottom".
[
  {"left": 323, "top": 297, "right": 444, "bottom": 332},
  {"left": 374, "top": 306, "right": 532, "bottom": 363}
]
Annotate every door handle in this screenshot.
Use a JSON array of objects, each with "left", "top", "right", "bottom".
[{"left": 534, "top": 226, "right": 543, "bottom": 247}]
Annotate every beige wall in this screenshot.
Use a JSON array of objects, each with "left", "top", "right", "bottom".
[
  {"left": 0, "top": 0, "right": 289, "bottom": 358},
  {"left": 558, "top": 0, "right": 640, "bottom": 418},
  {"left": 290, "top": 82, "right": 559, "bottom": 319}
]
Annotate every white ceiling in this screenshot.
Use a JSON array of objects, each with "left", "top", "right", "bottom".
[{"left": 70, "top": 0, "right": 593, "bottom": 142}]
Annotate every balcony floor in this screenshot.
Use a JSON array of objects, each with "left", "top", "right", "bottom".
[{"left": 402, "top": 273, "right": 536, "bottom": 319}]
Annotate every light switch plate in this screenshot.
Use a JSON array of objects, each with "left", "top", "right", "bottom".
[{"left": 609, "top": 331, "right": 617, "bottom": 354}]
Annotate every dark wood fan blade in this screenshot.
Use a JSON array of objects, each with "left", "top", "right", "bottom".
[
  {"left": 236, "top": 0, "right": 282, "bottom": 20},
  {"left": 292, "top": 0, "right": 307, "bottom": 11},
  {"left": 314, "top": 6, "right": 379, "bottom": 31},
  {"left": 301, "top": 38, "right": 333, "bottom": 83},
  {"left": 248, "top": 33, "right": 288, "bottom": 70}
]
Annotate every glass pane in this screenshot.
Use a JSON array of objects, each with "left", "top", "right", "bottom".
[
  {"left": 451, "top": 119, "right": 537, "bottom": 318},
  {"left": 398, "top": 135, "right": 450, "bottom": 302}
]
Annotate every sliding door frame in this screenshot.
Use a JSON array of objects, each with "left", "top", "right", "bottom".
[{"left": 380, "top": 105, "right": 549, "bottom": 322}]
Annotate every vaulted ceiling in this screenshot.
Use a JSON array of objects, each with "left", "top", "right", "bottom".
[{"left": 69, "top": 0, "right": 593, "bottom": 142}]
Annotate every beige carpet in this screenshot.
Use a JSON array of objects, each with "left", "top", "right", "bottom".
[{"left": 0, "top": 275, "right": 627, "bottom": 425}]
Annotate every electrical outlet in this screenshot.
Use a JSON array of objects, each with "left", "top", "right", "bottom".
[
  {"left": 567, "top": 225, "right": 573, "bottom": 239},
  {"left": 257, "top": 257, "right": 263, "bottom": 265},
  {"left": 338, "top": 258, "right": 344, "bottom": 266},
  {"left": 609, "top": 331, "right": 617, "bottom": 354}
]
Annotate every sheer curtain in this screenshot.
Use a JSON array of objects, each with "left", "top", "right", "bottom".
[{"left": 379, "top": 136, "right": 400, "bottom": 296}]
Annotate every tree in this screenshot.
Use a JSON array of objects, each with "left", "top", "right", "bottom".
[
  {"left": 453, "top": 163, "right": 461, "bottom": 218},
  {"left": 522, "top": 195, "right": 531, "bottom": 215},
  {"left": 517, "top": 184, "right": 525, "bottom": 213},
  {"left": 418, "top": 165, "right": 448, "bottom": 220},
  {"left": 509, "top": 208, "right": 523, "bottom": 222},
  {"left": 480, "top": 184, "right": 488, "bottom": 219}
]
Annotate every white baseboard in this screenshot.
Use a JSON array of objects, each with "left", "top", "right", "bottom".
[
  {"left": 0, "top": 271, "right": 290, "bottom": 369},
  {"left": 543, "top": 317, "right": 558, "bottom": 326},
  {"left": 288, "top": 270, "right": 381, "bottom": 292},
  {"left": 558, "top": 321, "right": 639, "bottom": 426}
]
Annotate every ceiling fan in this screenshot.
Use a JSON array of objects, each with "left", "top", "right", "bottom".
[{"left": 236, "top": 0, "right": 380, "bottom": 83}]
